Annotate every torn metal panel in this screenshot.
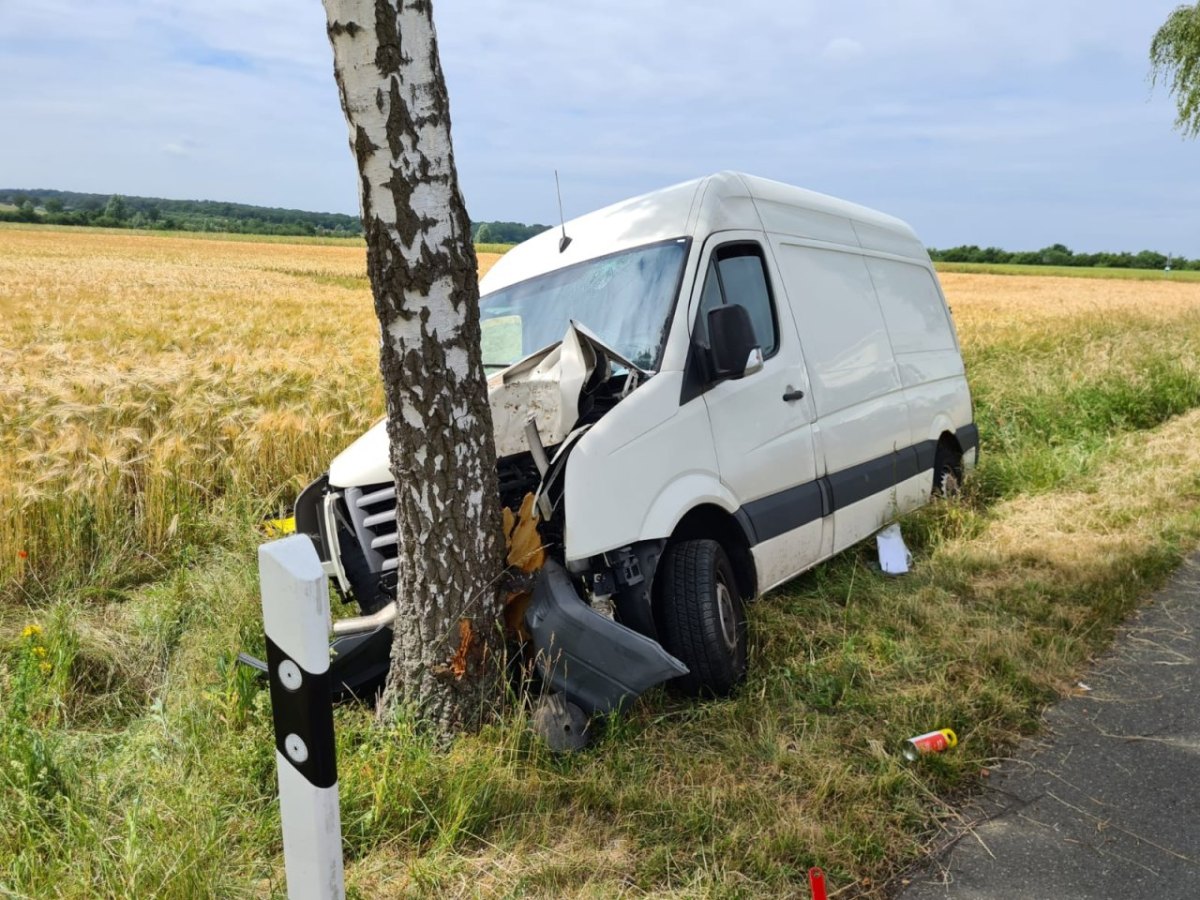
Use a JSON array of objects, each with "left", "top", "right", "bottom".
[
  {"left": 489, "top": 325, "right": 599, "bottom": 459},
  {"left": 534, "top": 425, "right": 592, "bottom": 522},
  {"left": 328, "top": 323, "right": 641, "bottom": 488},
  {"left": 525, "top": 560, "right": 688, "bottom": 715},
  {"left": 524, "top": 418, "right": 551, "bottom": 477},
  {"left": 487, "top": 322, "right": 642, "bottom": 460},
  {"left": 566, "top": 319, "right": 650, "bottom": 379}
]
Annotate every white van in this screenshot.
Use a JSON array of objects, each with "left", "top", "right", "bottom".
[{"left": 292, "top": 172, "right": 976, "bottom": 714}]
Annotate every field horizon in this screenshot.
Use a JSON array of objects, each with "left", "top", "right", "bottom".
[{"left": 6, "top": 220, "right": 1200, "bottom": 283}]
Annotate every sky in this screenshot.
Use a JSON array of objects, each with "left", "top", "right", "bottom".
[{"left": 1, "top": 0, "right": 1197, "bottom": 255}]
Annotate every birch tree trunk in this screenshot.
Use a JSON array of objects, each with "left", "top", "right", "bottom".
[{"left": 323, "top": 0, "right": 503, "bottom": 735}]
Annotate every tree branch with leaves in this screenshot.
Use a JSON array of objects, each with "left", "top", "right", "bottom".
[{"left": 1151, "top": 2, "right": 1200, "bottom": 138}]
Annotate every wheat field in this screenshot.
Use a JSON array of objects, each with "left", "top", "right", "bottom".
[
  {"left": 4, "top": 224, "right": 1200, "bottom": 897},
  {"left": 0, "top": 226, "right": 500, "bottom": 598}
]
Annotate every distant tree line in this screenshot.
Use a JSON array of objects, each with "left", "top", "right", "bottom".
[
  {"left": 0, "top": 189, "right": 363, "bottom": 236},
  {"left": 928, "top": 242, "right": 1197, "bottom": 271},
  {"left": 470, "top": 220, "right": 549, "bottom": 244},
  {"left": 0, "top": 189, "right": 556, "bottom": 244},
  {"left": 13, "top": 191, "right": 1183, "bottom": 269}
]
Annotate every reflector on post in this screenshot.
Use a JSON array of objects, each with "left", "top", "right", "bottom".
[{"left": 259, "top": 535, "right": 345, "bottom": 900}]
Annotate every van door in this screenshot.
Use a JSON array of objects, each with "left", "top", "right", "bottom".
[
  {"left": 688, "top": 234, "right": 824, "bottom": 593},
  {"left": 768, "top": 240, "right": 915, "bottom": 553}
]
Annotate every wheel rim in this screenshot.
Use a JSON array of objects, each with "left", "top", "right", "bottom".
[
  {"left": 715, "top": 581, "right": 738, "bottom": 652},
  {"left": 939, "top": 466, "right": 961, "bottom": 497}
]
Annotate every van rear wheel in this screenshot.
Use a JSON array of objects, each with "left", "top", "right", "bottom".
[
  {"left": 933, "top": 442, "right": 963, "bottom": 498},
  {"left": 657, "top": 539, "right": 747, "bottom": 697}
]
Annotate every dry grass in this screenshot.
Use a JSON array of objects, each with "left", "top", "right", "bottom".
[{"left": 4, "top": 225, "right": 1200, "bottom": 897}]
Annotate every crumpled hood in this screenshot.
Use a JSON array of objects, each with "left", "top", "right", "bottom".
[{"left": 328, "top": 323, "right": 642, "bottom": 488}]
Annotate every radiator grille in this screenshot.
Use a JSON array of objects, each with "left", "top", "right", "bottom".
[{"left": 352, "top": 483, "right": 398, "bottom": 572}]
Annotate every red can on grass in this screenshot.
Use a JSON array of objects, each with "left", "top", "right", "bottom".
[{"left": 902, "top": 728, "right": 958, "bottom": 761}]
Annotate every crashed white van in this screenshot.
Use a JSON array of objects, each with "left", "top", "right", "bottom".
[{"left": 293, "top": 172, "right": 976, "bottom": 713}]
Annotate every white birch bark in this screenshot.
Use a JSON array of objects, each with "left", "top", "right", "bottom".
[{"left": 323, "top": 0, "right": 503, "bottom": 734}]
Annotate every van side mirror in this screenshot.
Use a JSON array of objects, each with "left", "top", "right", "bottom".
[{"left": 707, "top": 304, "right": 764, "bottom": 380}]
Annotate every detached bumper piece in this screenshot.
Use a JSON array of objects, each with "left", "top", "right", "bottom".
[{"left": 525, "top": 561, "right": 687, "bottom": 715}]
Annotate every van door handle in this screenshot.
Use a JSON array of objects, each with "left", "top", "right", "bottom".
[{"left": 782, "top": 388, "right": 805, "bottom": 402}]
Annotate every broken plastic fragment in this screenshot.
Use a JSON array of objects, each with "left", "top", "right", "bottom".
[
  {"left": 876, "top": 523, "right": 912, "bottom": 575},
  {"left": 503, "top": 492, "right": 546, "bottom": 574},
  {"left": 525, "top": 561, "right": 687, "bottom": 714},
  {"left": 532, "top": 692, "right": 590, "bottom": 752}
]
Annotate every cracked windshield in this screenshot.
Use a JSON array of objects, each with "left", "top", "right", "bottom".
[{"left": 480, "top": 238, "right": 688, "bottom": 372}]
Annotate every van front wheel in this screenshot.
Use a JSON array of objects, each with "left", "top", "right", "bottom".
[{"left": 658, "top": 539, "right": 747, "bottom": 697}]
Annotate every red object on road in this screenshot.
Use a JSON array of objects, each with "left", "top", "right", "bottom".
[{"left": 808, "top": 867, "right": 827, "bottom": 900}]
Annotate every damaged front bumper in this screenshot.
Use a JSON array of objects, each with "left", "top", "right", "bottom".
[
  {"left": 524, "top": 561, "right": 687, "bottom": 714},
  {"left": 241, "top": 551, "right": 687, "bottom": 714}
]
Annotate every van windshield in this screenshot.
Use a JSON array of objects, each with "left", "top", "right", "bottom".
[{"left": 479, "top": 238, "right": 688, "bottom": 372}]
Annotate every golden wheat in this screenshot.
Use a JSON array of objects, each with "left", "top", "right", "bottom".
[{"left": 0, "top": 227, "right": 501, "bottom": 594}]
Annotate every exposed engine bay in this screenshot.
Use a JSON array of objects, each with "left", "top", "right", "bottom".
[{"left": 283, "top": 322, "right": 687, "bottom": 718}]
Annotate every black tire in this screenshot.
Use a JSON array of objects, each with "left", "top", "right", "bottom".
[
  {"left": 657, "top": 539, "right": 747, "bottom": 697},
  {"left": 932, "top": 441, "right": 963, "bottom": 498}
]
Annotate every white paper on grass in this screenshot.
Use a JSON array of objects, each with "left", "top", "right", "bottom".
[{"left": 876, "top": 524, "right": 912, "bottom": 575}]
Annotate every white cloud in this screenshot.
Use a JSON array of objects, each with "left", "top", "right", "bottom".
[
  {"left": 161, "top": 140, "right": 195, "bottom": 157},
  {"left": 0, "top": 0, "right": 1196, "bottom": 252},
  {"left": 822, "top": 38, "right": 864, "bottom": 64}
]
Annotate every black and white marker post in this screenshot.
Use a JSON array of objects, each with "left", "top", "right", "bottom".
[{"left": 259, "top": 535, "right": 345, "bottom": 899}]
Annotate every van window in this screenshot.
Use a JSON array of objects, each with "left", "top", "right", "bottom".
[{"left": 694, "top": 244, "right": 778, "bottom": 357}]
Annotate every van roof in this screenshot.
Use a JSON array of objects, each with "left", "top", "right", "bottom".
[{"left": 480, "top": 171, "right": 928, "bottom": 294}]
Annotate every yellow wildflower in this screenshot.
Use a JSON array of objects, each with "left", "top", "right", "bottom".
[
  {"left": 21, "top": 624, "right": 43, "bottom": 639},
  {"left": 38, "top": 662, "right": 52, "bottom": 675},
  {"left": 33, "top": 645, "right": 47, "bottom": 659}
]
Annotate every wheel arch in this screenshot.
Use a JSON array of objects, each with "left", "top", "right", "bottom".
[
  {"left": 925, "top": 413, "right": 961, "bottom": 450},
  {"left": 936, "top": 427, "right": 963, "bottom": 457},
  {"left": 664, "top": 503, "right": 758, "bottom": 602}
]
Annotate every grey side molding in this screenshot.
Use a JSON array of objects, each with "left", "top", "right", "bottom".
[{"left": 525, "top": 561, "right": 688, "bottom": 714}]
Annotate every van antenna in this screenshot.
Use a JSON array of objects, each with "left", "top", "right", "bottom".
[{"left": 555, "top": 170, "right": 572, "bottom": 253}]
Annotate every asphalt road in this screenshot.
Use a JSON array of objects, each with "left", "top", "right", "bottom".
[{"left": 900, "top": 553, "right": 1200, "bottom": 899}]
